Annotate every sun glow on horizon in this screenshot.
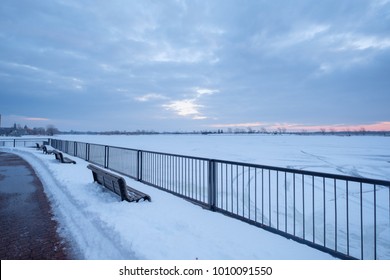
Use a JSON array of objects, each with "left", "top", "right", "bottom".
[{"left": 209, "top": 121, "right": 390, "bottom": 132}]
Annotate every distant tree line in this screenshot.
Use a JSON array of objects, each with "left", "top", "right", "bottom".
[
  {"left": 60, "top": 127, "right": 390, "bottom": 136},
  {"left": 3, "top": 122, "right": 388, "bottom": 137},
  {"left": 0, "top": 123, "right": 60, "bottom": 136}
]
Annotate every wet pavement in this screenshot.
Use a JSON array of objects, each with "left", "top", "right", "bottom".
[{"left": 0, "top": 152, "right": 72, "bottom": 259}]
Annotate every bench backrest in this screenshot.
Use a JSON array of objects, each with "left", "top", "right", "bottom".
[
  {"left": 42, "top": 145, "right": 48, "bottom": 153},
  {"left": 53, "top": 151, "right": 64, "bottom": 162},
  {"left": 53, "top": 151, "right": 60, "bottom": 160},
  {"left": 87, "top": 164, "right": 127, "bottom": 200}
]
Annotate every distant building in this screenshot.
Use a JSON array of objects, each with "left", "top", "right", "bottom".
[
  {"left": 0, "top": 114, "right": 18, "bottom": 136},
  {"left": 0, "top": 127, "right": 16, "bottom": 136}
]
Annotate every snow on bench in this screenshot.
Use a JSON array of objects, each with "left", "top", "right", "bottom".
[
  {"left": 87, "top": 164, "right": 151, "bottom": 203},
  {"left": 42, "top": 145, "right": 55, "bottom": 155}
]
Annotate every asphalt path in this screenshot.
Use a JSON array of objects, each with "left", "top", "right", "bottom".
[{"left": 0, "top": 152, "right": 72, "bottom": 259}]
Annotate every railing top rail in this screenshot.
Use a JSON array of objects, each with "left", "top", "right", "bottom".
[
  {"left": 50, "top": 138, "right": 390, "bottom": 187},
  {"left": 0, "top": 137, "right": 50, "bottom": 141},
  {"left": 141, "top": 149, "right": 211, "bottom": 161},
  {"left": 57, "top": 139, "right": 138, "bottom": 152},
  {"left": 107, "top": 145, "right": 138, "bottom": 152},
  {"left": 88, "top": 143, "right": 107, "bottom": 148}
]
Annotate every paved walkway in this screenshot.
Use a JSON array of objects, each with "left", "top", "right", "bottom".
[{"left": 0, "top": 152, "right": 72, "bottom": 259}]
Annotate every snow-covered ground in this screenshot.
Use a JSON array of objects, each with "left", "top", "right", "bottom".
[
  {"left": 1, "top": 134, "right": 389, "bottom": 260},
  {"left": 52, "top": 134, "right": 390, "bottom": 181}
]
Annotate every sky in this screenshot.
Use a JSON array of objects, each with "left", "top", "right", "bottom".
[{"left": 0, "top": 0, "right": 390, "bottom": 132}]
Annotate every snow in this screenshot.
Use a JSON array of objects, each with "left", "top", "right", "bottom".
[
  {"left": 52, "top": 134, "right": 390, "bottom": 181},
  {"left": 1, "top": 134, "right": 389, "bottom": 260}
]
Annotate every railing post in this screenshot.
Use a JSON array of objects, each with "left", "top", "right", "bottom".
[
  {"left": 208, "top": 160, "right": 217, "bottom": 211},
  {"left": 13, "top": 139, "right": 16, "bottom": 147},
  {"left": 74, "top": 142, "right": 77, "bottom": 157},
  {"left": 104, "top": 146, "right": 109, "bottom": 168},
  {"left": 137, "top": 150, "right": 143, "bottom": 181},
  {"left": 86, "top": 143, "right": 90, "bottom": 161}
]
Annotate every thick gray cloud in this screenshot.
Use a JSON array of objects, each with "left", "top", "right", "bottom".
[{"left": 0, "top": 0, "right": 389, "bottom": 131}]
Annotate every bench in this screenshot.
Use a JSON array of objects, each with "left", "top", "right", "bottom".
[
  {"left": 42, "top": 145, "right": 55, "bottom": 155},
  {"left": 53, "top": 151, "right": 76, "bottom": 164},
  {"left": 87, "top": 164, "right": 151, "bottom": 203},
  {"left": 36, "top": 143, "right": 43, "bottom": 150}
]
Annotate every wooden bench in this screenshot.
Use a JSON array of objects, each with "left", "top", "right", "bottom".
[
  {"left": 36, "top": 143, "right": 43, "bottom": 150},
  {"left": 87, "top": 164, "right": 151, "bottom": 203},
  {"left": 42, "top": 145, "right": 55, "bottom": 155},
  {"left": 53, "top": 151, "right": 76, "bottom": 164}
]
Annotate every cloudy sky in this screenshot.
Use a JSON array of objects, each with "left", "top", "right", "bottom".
[{"left": 1, "top": 0, "right": 389, "bottom": 132}]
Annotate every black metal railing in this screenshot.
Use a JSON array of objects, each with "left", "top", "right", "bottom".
[
  {"left": 47, "top": 138, "right": 390, "bottom": 259},
  {"left": 0, "top": 138, "right": 49, "bottom": 148}
]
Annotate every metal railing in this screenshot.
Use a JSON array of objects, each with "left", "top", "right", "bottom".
[
  {"left": 0, "top": 138, "right": 49, "bottom": 148},
  {"left": 47, "top": 139, "right": 390, "bottom": 259}
]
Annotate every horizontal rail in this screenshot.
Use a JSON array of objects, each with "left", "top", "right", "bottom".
[{"left": 0, "top": 138, "right": 50, "bottom": 147}]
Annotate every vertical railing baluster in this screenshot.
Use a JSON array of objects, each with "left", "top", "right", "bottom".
[
  {"left": 231, "top": 164, "right": 233, "bottom": 213},
  {"left": 237, "top": 165, "right": 239, "bottom": 215},
  {"left": 269, "top": 170, "right": 271, "bottom": 226},
  {"left": 255, "top": 168, "right": 257, "bottom": 222},
  {"left": 248, "top": 167, "right": 251, "bottom": 220},
  {"left": 303, "top": 174, "right": 305, "bottom": 240},
  {"left": 334, "top": 178, "right": 337, "bottom": 251},
  {"left": 261, "top": 168, "right": 264, "bottom": 225},
  {"left": 226, "top": 163, "right": 229, "bottom": 211},
  {"left": 293, "top": 173, "right": 296, "bottom": 236},
  {"left": 221, "top": 163, "right": 224, "bottom": 209},
  {"left": 323, "top": 177, "right": 326, "bottom": 247},
  {"left": 360, "top": 182, "right": 363, "bottom": 259},
  {"left": 204, "top": 160, "right": 207, "bottom": 203},
  {"left": 138, "top": 151, "right": 143, "bottom": 181},
  {"left": 374, "top": 184, "right": 377, "bottom": 260},
  {"left": 194, "top": 159, "right": 196, "bottom": 200},
  {"left": 346, "top": 181, "right": 349, "bottom": 256},
  {"left": 242, "top": 166, "right": 245, "bottom": 217},
  {"left": 277, "top": 171, "right": 279, "bottom": 230},
  {"left": 285, "top": 172, "right": 287, "bottom": 232},
  {"left": 312, "top": 176, "right": 315, "bottom": 243}
]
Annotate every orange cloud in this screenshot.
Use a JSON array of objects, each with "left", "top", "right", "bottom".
[
  {"left": 208, "top": 122, "right": 266, "bottom": 128},
  {"left": 269, "top": 121, "right": 390, "bottom": 132},
  {"left": 23, "top": 117, "right": 49, "bottom": 121}
]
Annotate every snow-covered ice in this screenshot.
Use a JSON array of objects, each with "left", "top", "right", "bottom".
[
  {"left": 53, "top": 134, "right": 390, "bottom": 181},
  {"left": 1, "top": 134, "right": 389, "bottom": 259}
]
